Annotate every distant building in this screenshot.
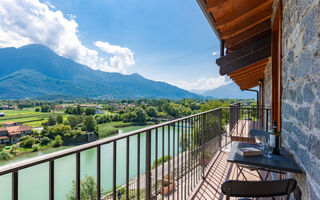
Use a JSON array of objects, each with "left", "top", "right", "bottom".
[
  {"left": 127, "top": 104, "right": 136, "bottom": 108},
  {"left": 0, "top": 105, "right": 17, "bottom": 110},
  {"left": 3, "top": 122, "right": 22, "bottom": 128},
  {"left": 80, "top": 105, "right": 105, "bottom": 114},
  {"left": 0, "top": 112, "right": 5, "bottom": 117},
  {"left": 0, "top": 123, "right": 32, "bottom": 144},
  {"left": 55, "top": 105, "right": 68, "bottom": 110}
]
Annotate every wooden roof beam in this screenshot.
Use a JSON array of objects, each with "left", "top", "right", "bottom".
[
  {"left": 231, "top": 71, "right": 265, "bottom": 81},
  {"left": 221, "top": 9, "right": 272, "bottom": 40},
  {"left": 230, "top": 68, "right": 266, "bottom": 80},
  {"left": 217, "top": 34, "right": 270, "bottom": 66},
  {"left": 219, "top": 43, "right": 271, "bottom": 75},
  {"left": 206, "top": 0, "right": 228, "bottom": 11},
  {"left": 225, "top": 20, "right": 271, "bottom": 49},
  {"left": 228, "top": 58, "right": 269, "bottom": 76},
  {"left": 216, "top": 0, "right": 273, "bottom": 30}
]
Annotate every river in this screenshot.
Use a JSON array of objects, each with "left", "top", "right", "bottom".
[{"left": 0, "top": 125, "right": 181, "bottom": 200}]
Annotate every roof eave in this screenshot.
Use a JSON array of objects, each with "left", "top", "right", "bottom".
[{"left": 196, "top": 0, "right": 222, "bottom": 41}]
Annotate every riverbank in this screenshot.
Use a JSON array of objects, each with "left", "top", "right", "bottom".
[{"left": 0, "top": 122, "right": 154, "bottom": 163}]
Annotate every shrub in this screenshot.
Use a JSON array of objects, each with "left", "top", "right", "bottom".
[
  {"left": 40, "top": 137, "right": 51, "bottom": 146},
  {"left": 52, "top": 135, "right": 63, "bottom": 147},
  {"left": 152, "top": 155, "right": 172, "bottom": 169},
  {"left": 0, "top": 151, "right": 12, "bottom": 160},
  {"left": 21, "top": 135, "right": 37, "bottom": 148},
  {"left": 32, "top": 144, "right": 39, "bottom": 152}
]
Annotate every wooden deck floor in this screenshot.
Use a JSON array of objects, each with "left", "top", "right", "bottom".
[
  {"left": 230, "top": 119, "right": 262, "bottom": 143},
  {"left": 188, "top": 147, "right": 274, "bottom": 200}
]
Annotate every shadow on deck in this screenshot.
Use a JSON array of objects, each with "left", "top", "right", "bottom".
[{"left": 189, "top": 146, "right": 274, "bottom": 200}]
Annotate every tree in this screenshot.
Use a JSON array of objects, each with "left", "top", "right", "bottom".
[
  {"left": 40, "top": 137, "right": 51, "bottom": 146},
  {"left": 48, "top": 116, "right": 56, "bottom": 126},
  {"left": 52, "top": 135, "right": 63, "bottom": 147},
  {"left": 56, "top": 114, "right": 63, "bottom": 124},
  {"left": 67, "top": 115, "right": 79, "bottom": 129},
  {"left": 134, "top": 107, "right": 147, "bottom": 123},
  {"left": 76, "top": 105, "right": 84, "bottom": 115},
  {"left": 146, "top": 106, "right": 158, "bottom": 118},
  {"left": 85, "top": 107, "right": 96, "bottom": 115},
  {"left": 21, "top": 135, "right": 37, "bottom": 148},
  {"left": 41, "top": 105, "right": 51, "bottom": 112},
  {"left": 121, "top": 112, "right": 136, "bottom": 123},
  {"left": 82, "top": 116, "right": 96, "bottom": 132},
  {"left": 35, "top": 107, "right": 40, "bottom": 112},
  {"left": 66, "top": 175, "right": 103, "bottom": 200}
]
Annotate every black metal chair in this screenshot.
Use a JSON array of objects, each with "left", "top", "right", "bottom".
[{"left": 221, "top": 179, "right": 297, "bottom": 200}]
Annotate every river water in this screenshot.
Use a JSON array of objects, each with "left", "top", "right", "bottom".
[{"left": 0, "top": 125, "right": 181, "bottom": 200}]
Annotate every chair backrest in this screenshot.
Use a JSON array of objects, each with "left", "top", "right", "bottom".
[{"left": 221, "top": 179, "right": 297, "bottom": 200}]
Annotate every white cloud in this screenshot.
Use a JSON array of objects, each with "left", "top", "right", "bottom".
[
  {"left": 45, "top": 1, "right": 55, "bottom": 9},
  {"left": 212, "top": 51, "right": 219, "bottom": 56},
  {"left": 171, "top": 76, "right": 231, "bottom": 91},
  {"left": 94, "top": 41, "right": 135, "bottom": 73},
  {"left": 0, "top": 0, "right": 134, "bottom": 73}
]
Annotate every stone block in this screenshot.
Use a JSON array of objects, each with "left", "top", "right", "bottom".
[
  {"left": 298, "top": 51, "right": 314, "bottom": 78},
  {"left": 302, "top": 6, "right": 319, "bottom": 47},
  {"left": 297, "top": 106, "right": 310, "bottom": 127},
  {"left": 282, "top": 102, "right": 295, "bottom": 119},
  {"left": 303, "top": 82, "right": 316, "bottom": 103}
]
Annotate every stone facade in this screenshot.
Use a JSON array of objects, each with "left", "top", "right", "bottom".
[{"left": 280, "top": 0, "right": 320, "bottom": 199}]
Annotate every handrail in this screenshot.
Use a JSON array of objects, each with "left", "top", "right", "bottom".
[{"left": 0, "top": 107, "right": 221, "bottom": 176}]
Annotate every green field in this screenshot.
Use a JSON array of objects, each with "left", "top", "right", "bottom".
[{"left": 0, "top": 109, "right": 67, "bottom": 128}]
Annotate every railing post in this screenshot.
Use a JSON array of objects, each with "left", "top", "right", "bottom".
[
  {"left": 145, "top": 130, "right": 152, "bottom": 200},
  {"left": 49, "top": 160, "right": 54, "bottom": 200},
  {"left": 76, "top": 152, "right": 80, "bottom": 200},
  {"left": 201, "top": 113, "right": 205, "bottom": 178},
  {"left": 12, "top": 171, "right": 18, "bottom": 200}
]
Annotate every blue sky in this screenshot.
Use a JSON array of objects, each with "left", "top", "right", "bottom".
[{"left": 0, "top": 0, "right": 232, "bottom": 91}]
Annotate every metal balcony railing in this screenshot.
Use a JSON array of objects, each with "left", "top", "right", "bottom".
[{"left": 0, "top": 105, "right": 270, "bottom": 200}]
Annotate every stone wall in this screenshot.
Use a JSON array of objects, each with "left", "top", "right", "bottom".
[{"left": 281, "top": 0, "right": 320, "bottom": 199}]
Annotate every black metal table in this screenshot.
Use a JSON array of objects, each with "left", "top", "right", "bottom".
[{"left": 227, "top": 142, "right": 303, "bottom": 180}]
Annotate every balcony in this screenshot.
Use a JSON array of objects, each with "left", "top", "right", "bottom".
[{"left": 0, "top": 105, "right": 271, "bottom": 200}]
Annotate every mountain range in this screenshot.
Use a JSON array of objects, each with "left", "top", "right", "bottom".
[
  {"left": 0, "top": 44, "right": 202, "bottom": 99},
  {"left": 192, "top": 82, "right": 257, "bottom": 99}
]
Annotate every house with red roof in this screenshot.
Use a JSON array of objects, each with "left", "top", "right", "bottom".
[{"left": 0, "top": 123, "right": 32, "bottom": 144}]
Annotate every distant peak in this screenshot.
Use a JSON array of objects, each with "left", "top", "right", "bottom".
[{"left": 18, "top": 43, "right": 52, "bottom": 51}]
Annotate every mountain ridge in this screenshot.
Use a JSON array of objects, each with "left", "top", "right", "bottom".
[{"left": 0, "top": 44, "right": 202, "bottom": 99}]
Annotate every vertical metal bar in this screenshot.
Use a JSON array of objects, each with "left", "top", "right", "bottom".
[
  {"left": 192, "top": 117, "right": 195, "bottom": 189},
  {"left": 97, "top": 146, "right": 101, "bottom": 200},
  {"left": 181, "top": 120, "right": 185, "bottom": 200},
  {"left": 177, "top": 121, "right": 180, "bottom": 200},
  {"left": 155, "top": 129, "right": 158, "bottom": 199},
  {"left": 126, "top": 137, "right": 129, "bottom": 200},
  {"left": 113, "top": 141, "right": 117, "bottom": 200},
  {"left": 12, "top": 171, "right": 18, "bottom": 200},
  {"left": 173, "top": 123, "right": 175, "bottom": 200},
  {"left": 184, "top": 119, "right": 187, "bottom": 198},
  {"left": 188, "top": 118, "right": 191, "bottom": 195},
  {"left": 76, "top": 152, "right": 80, "bottom": 200},
  {"left": 168, "top": 125, "right": 171, "bottom": 200},
  {"left": 161, "top": 127, "right": 165, "bottom": 200},
  {"left": 137, "top": 134, "right": 140, "bottom": 200},
  {"left": 201, "top": 114, "right": 205, "bottom": 178},
  {"left": 49, "top": 160, "right": 54, "bottom": 200},
  {"left": 146, "top": 130, "right": 152, "bottom": 200}
]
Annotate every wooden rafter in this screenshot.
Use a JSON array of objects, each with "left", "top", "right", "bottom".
[
  {"left": 206, "top": 0, "right": 228, "bottom": 11},
  {"left": 230, "top": 68, "right": 265, "bottom": 80},
  {"left": 217, "top": 34, "right": 270, "bottom": 66},
  {"left": 232, "top": 71, "right": 265, "bottom": 81},
  {"left": 228, "top": 29, "right": 271, "bottom": 51},
  {"left": 216, "top": 0, "right": 273, "bottom": 30},
  {"left": 225, "top": 20, "right": 271, "bottom": 48},
  {"left": 221, "top": 9, "right": 272, "bottom": 40},
  {"left": 228, "top": 58, "right": 269, "bottom": 77}
]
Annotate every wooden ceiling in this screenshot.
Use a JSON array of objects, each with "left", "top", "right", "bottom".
[{"left": 200, "top": 0, "right": 274, "bottom": 90}]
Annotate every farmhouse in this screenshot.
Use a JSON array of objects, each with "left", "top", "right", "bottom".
[
  {"left": 3, "top": 122, "right": 22, "bottom": 128},
  {"left": 0, "top": 123, "right": 32, "bottom": 144},
  {"left": 0, "top": 112, "right": 5, "bottom": 117}
]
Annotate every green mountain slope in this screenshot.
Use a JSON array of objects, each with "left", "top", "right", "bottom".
[{"left": 0, "top": 44, "right": 201, "bottom": 99}]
